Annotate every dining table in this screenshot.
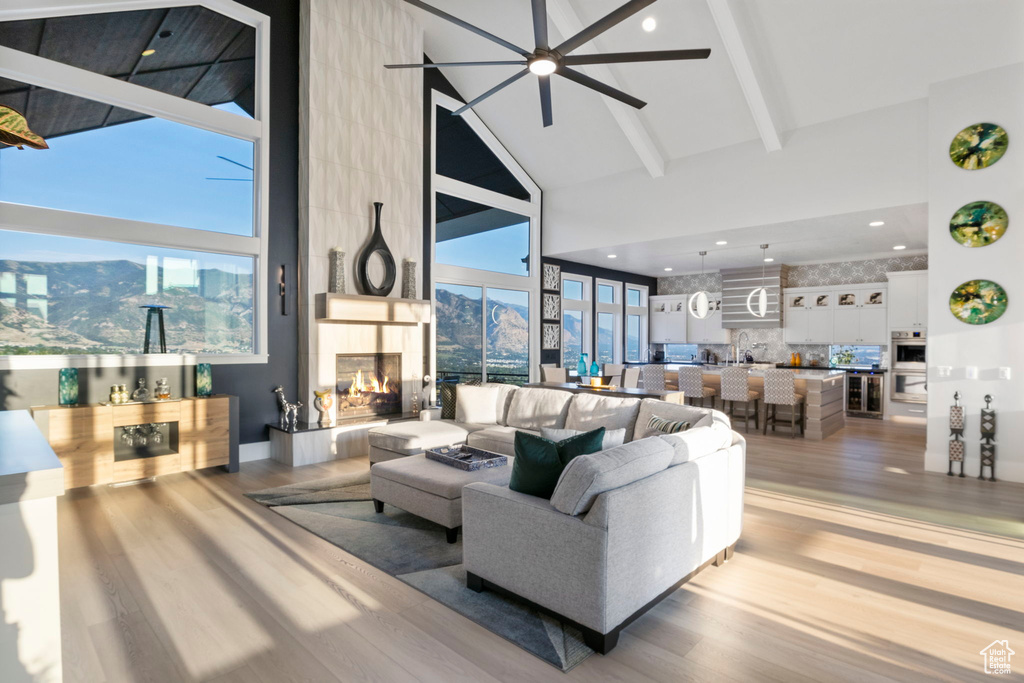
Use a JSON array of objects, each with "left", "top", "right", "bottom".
[{"left": 524, "top": 382, "right": 685, "bottom": 404}]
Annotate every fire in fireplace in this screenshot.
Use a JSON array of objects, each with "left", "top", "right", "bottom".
[{"left": 336, "top": 353, "right": 402, "bottom": 418}]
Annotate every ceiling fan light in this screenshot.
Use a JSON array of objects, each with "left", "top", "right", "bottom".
[
  {"left": 747, "top": 287, "right": 768, "bottom": 318},
  {"left": 529, "top": 58, "right": 557, "bottom": 76},
  {"left": 689, "top": 291, "right": 711, "bottom": 319}
]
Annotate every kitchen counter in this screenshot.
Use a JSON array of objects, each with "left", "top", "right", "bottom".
[{"left": 699, "top": 366, "right": 846, "bottom": 381}]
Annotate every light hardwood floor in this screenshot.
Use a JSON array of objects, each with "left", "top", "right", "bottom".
[{"left": 58, "top": 418, "right": 1024, "bottom": 682}]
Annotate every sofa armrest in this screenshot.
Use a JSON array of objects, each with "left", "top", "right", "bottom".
[{"left": 462, "top": 482, "right": 610, "bottom": 632}]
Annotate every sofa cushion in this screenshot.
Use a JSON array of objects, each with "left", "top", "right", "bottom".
[
  {"left": 633, "top": 399, "right": 720, "bottom": 440},
  {"left": 456, "top": 385, "right": 500, "bottom": 425},
  {"left": 565, "top": 393, "right": 641, "bottom": 441},
  {"left": 467, "top": 426, "right": 523, "bottom": 456},
  {"left": 482, "top": 382, "right": 519, "bottom": 425},
  {"left": 658, "top": 421, "right": 735, "bottom": 466},
  {"left": 550, "top": 437, "right": 673, "bottom": 515},
  {"left": 367, "top": 421, "right": 468, "bottom": 456},
  {"left": 505, "top": 388, "right": 574, "bottom": 431},
  {"left": 509, "top": 429, "right": 605, "bottom": 499},
  {"left": 371, "top": 454, "right": 513, "bottom": 500},
  {"left": 542, "top": 426, "right": 626, "bottom": 450}
]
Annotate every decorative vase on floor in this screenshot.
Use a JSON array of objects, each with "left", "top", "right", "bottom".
[
  {"left": 402, "top": 258, "right": 417, "bottom": 299},
  {"left": 58, "top": 368, "right": 78, "bottom": 406},
  {"left": 328, "top": 248, "right": 346, "bottom": 294},
  {"left": 357, "top": 202, "right": 396, "bottom": 297}
]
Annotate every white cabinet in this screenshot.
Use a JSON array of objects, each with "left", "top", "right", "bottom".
[
  {"left": 686, "top": 293, "right": 728, "bottom": 344},
  {"left": 833, "top": 285, "right": 888, "bottom": 344},
  {"left": 887, "top": 270, "right": 928, "bottom": 330},
  {"left": 784, "top": 290, "right": 834, "bottom": 344},
  {"left": 650, "top": 296, "right": 688, "bottom": 343}
]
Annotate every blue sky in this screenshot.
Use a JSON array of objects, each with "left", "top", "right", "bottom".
[
  {"left": 435, "top": 222, "right": 530, "bottom": 276},
  {"left": 0, "top": 102, "right": 253, "bottom": 236}
]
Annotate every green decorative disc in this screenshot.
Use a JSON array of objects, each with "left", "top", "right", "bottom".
[
  {"left": 949, "top": 279, "right": 1008, "bottom": 325},
  {"left": 949, "top": 122, "right": 1008, "bottom": 170},
  {"left": 949, "top": 201, "right": 1008, "bottom": 247}
]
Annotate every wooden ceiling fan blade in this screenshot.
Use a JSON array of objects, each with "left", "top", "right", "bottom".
[
  {"left": 539, "top": 75, "right": 553, "bottom": 127},
  {"left": 453, "top": 69, "right": 530, "bottom": 115},
  {"left": 559, "top": 67, "right": 646, "bottom": 109},
  {"left": 563, "top": 48, "right": 711, "bottom": 66},
  {"left": 553, "top": 0, "right": 657, "bottom": 56},
  {"left": 532, "top": 0, "right": 549, "bottom": 49},
  {"left": 401, "top": 0, "right": 530, "bottom": 56},
  {"left": 385, "top": 60, "right": 527, "bottom": 69}
]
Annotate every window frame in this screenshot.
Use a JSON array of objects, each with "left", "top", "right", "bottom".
[
  {"left": 561, "top": 273, "right": 592, "bottom": 373},
  {"left": 0, "top": 0, "right": 270, "bottom": 369},
  {"left": 625, "top": 284, "right": 649, "bottom": 362},
  {"left": 429, "top": 90, "right": 541, "bottom": 389},
  {"left": 594, "top": 277, "right": 622, "bottom": 364}
]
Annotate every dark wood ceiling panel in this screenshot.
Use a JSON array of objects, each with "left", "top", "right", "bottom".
[
  {"left": 0, "top": 19, "right": 43, "bottom": 54},
  {"left": 132, "top": 65, "right": 207, "bottom": 101},
  {"left": 41, "top": 10, "right": 162, "bottom": 76},
  {"left": 27, "top": 89, "right": 111, "bottom": 138},
  {"left": 188, "top": 60, "right": 254, "bottom": 109}
]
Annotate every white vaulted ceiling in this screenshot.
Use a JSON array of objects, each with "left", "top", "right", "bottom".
[{"left": 402, "top": 0, "right": 1024, "bottom": 268}]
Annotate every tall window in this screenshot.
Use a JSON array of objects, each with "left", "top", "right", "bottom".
[
  {"left": 0, "top": 2, "right": 269, "bottom": 367},
  {"left": 431, "top": 92, "right": 540, "bottom": 389},
  {"left": 561, "top": 274, "right": 591, "bottom": 372},
  {"left": 625, "top": 285, "right": 649, "bottom": 362},
  {"left": 595, "top": 278, "right": 622, "bottom": 365}
]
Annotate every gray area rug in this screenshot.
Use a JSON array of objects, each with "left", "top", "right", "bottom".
[{"left": 245, "top": 476, "right": 592, "bottom": 671}]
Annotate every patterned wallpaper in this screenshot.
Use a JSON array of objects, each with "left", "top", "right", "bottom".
[{"left": 656, "top": 256, "right": 928, "bottom": 363}]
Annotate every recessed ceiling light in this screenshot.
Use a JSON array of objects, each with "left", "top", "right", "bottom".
[
  {"left": 715, "top": 240, "right": 727, "bottom": 245},
  {"left": 763, "top": 257, "right": 774, "bottom": 262},
  {"left": 664, "top": 267, "right": 673, "bottom": 272},
  {"left": 141, "top": 49, "right": 156, "bottom": 56},
  {"left": 642, "top": 16, "right": 657, "bottom": 32},
  {"left": 869, "top": 221, "right": 885, "bottom": 227},
  {"left": 607, "top": 254, "right": 617, "bottom": 259},
  {"left": 893, "top": 245, "right": 906, "bottom": 250},
  {"left": 528, "top": 57, "right": 557, "bottom": 76}
]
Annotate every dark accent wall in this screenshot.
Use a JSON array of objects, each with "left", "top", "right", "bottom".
[
  {"left": 0, "top": 0, "right": 299, "bottom": 445},
  {"left": 540, "top": 257, "right": 658, "bottom": 366}
]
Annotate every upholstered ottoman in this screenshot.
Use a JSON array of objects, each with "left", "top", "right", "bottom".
[
  {"left": 367, "top": 420, "right": 469, "bottom": 464},
  {"left": 369, "top": 454, "right": 513, "bottom": 543}
]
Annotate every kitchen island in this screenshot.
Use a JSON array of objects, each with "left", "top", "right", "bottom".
[{"left": 658, "top": 365, "right": 847, "bottom": 440}]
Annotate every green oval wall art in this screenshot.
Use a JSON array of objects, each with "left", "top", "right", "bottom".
[
  {"left": 949, "top": 123, "right": 1008, "bottom": 169},
  {"left": 949, "top": 279, "right": 1008, "bottom": 325},
  {"left": 949, "top": 201, "right": 1008, "bottom": 247}
]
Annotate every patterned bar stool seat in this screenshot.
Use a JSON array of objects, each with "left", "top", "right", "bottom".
[
  {"left": 762, "top": 369, "right": 805, "bottom": 438},
  {"left": 677, "top": 366, "right": 717, "bottom": 408},
  {"left": 720, "top": 366, "right": 762, "bottom": 432},
  {"left": 640, "top": 364, "right": 666, "bottom": 391}
]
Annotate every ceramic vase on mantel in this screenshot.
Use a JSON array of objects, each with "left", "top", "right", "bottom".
[
  {"left": 356, "top": 202, "right": 396, "bottom": 297},
  {"left": 402, "top": 258, "right": 417, "bottom": 299}
]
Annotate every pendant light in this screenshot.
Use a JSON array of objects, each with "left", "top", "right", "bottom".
[
  {"left": 687, "top": 251, "right": 712, "bottom": 319},
  {"left": 746, "top": 244, "right": 771, "bottom": 318}
]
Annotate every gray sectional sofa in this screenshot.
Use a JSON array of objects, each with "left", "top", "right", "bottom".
[{"left": 367, "top": 384, "right": 746, "bottom": 654}]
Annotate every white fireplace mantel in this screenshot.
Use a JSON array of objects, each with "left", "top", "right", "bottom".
[{"left": 315, "top": 293, "right": 430, "bottom": 325}]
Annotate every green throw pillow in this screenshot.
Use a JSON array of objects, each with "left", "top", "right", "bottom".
[{"left": 509, "top": 428, "right": 605, "bottom": 499}]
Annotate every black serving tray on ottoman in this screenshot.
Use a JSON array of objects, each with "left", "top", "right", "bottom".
[{"left": 425, "top": 445, "right": 507, "bottom": 471}]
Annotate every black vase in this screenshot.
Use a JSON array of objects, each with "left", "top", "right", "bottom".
[{"left": 357, "top": 202, "right": 396, "bottom": 297}]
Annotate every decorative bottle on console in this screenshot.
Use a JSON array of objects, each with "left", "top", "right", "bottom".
[{"left": 577, "top": 353, "right": 589, "bottom": 377}]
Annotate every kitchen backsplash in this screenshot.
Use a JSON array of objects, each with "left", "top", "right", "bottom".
[{"left": 655, "top": 255, "right": 927, "bottom": 364}]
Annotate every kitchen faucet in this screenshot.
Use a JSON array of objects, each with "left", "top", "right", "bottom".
[{"left": 736, "top": 331, "right": 751, "bottom": 364}]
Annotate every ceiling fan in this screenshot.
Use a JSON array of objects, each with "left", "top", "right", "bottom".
[{"left": 386, "top": 0, "right": 710, "bottom": 127}]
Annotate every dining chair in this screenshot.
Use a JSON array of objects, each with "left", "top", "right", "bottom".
[
  {"left": 621, "top": 367, "right": 641, "bottom": 389},
  {"left": 719, "top": 366, "right": 762, "bottom": 432},
  {"left": 640, "top": 364, "right": 666, "bottom": 391},
  {"left": 762, "top": 369, "right": 805, "bottom": 438},
  {"left": 677, "top": 366, "right": 717, "bottom": 408},
  {"left": 603, "top": 363, "right": 624, "bottom": 387},
  {"left": 541, "top": 366, "right": 568, "bottom": 383}
]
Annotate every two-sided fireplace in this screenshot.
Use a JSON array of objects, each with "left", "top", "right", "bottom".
[{"left": 335, "top": 353, "right": 402, "bottom": 419}]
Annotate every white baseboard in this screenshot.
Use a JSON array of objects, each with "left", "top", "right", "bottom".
[{"left": 239, "top": 441, "right": 270, "bottom": 463}]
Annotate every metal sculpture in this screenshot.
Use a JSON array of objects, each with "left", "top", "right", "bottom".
[
  {"left": 273, "top": 385, "right": 302, "bottom": 430},
  {"left": 948, "top": 391, "right": 965, "bottom": 477},
  {"left": 979, "top": 394, "right": 996, "bottom": 481}
]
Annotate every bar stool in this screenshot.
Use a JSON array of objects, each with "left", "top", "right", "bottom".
[
  {"left": 677, "top": 366, "right": 717, "bottom": 408},
  {"left": 762, "top": 369, "right": 805, "bottom": 438},
  {"left": 622, "top": 367, "right": 641, "bottom": 388},
  {"left": 720, "top": 366, "right": 761, "bottom": 432},
  {"left": 640, "top": 364, "right": 666, "bottom": 391}
]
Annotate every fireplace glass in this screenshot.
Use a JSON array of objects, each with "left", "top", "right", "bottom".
[{"left": 336, "top": 353, "right": 402, "bottom": 419}]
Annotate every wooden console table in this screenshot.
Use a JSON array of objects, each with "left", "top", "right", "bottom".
[{"left": 32, "top": 395, "right": 239, "bottom": 489}]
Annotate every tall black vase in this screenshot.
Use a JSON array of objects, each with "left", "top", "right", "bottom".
[{"left": 357, "top": 202, "right": 396, "bottom": 297}]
